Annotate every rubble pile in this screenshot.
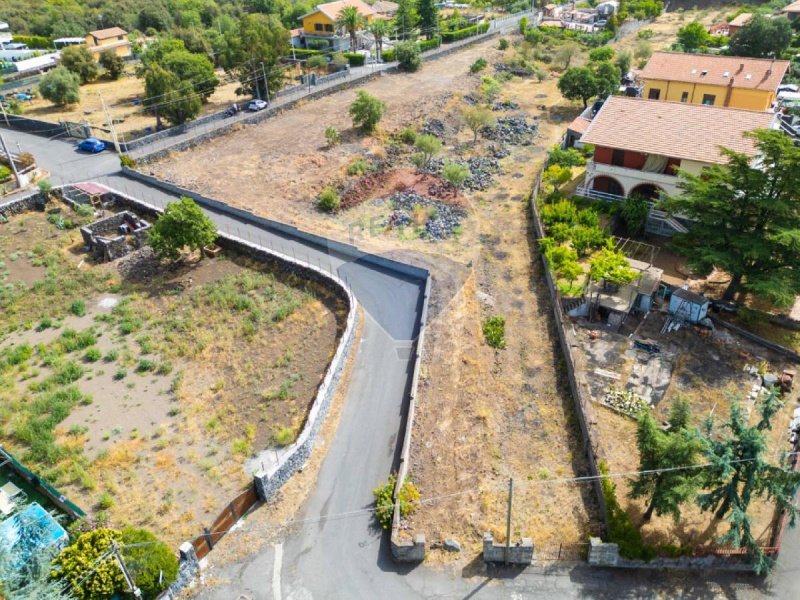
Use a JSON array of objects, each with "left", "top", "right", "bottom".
[
  {"left": 494, "top": 63, "right": 534, "bottom": 77},
  {"left": 487, "top": 144, "right": 510, "bottom": 159},
  {"left": 602, "top": 387, "right": 650, "bottom": 417},
  {"left": 421, "top": 118, "right": 447, "bottom": 139},
  {"left": 483, "top": 116, "right": 538, "bottom": 145},
  {"left": 464, "top": 156, "right": 500, "bottom": 191},
  {"left": 491, "top": 100, "right": 521, "bottom": 111},
  {"left": 387, "top": 191, "right": 467, "bottom": 240}
]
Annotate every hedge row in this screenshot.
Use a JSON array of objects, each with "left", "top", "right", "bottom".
[
  {"left": 441, "top": 22, "right": 490, "bottom": 43},
  {"left": 12, "top": 35, "right": 53, "bottom": 50},
  {"left": 381, "top": 36, "right": 442, "bottom": 62},
  {"left": 343, "top": 52, "right": 365, "bottom": 66}
]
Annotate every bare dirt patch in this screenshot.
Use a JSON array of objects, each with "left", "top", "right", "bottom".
[{"left": 0, "top": 209, "right": 344, "bottom": 546}]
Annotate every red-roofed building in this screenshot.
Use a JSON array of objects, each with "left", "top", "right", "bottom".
[{"left": 576, "top": 96, "right": 776, "bottom": 203}]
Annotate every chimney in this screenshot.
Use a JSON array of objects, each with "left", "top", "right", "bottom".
[
  {"left": 768, "top": 59, "right": 774, "bottom": 76},
  {"left": 737, "top": 62, "right": 744, "bottom": 74}
]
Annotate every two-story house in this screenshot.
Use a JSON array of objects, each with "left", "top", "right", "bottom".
[
  {"left": 640, "top": 52, "right": 790, "bottom": 112},
  {"left": 85, "top": 27, "right": 132, "bottom": 61},
  {"left": 577, "top": 96, "right": 776, "bottom": 204},
  {"left": 781, "top": 0, "right": 800, "bottom": 21},
  {"left": 298, "top": 0, "right": 376, "bottom": 51}
]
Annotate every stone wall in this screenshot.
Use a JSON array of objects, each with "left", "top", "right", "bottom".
[
  {"left": 0, "top": 191, "right": 42, "bottom": 216},
  {"left": 587, "top": 538, "right": 754, "bottom": 571},
  {"left": 79, "top": 210, "right": 150, "bottom": 262},
  {"left": 482, "top": 533, "right": 534, "bottom": 565}
]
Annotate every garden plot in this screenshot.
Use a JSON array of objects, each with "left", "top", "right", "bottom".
[
  {"left": 0, "top": 208, "right": 344, "bottom": 545},
  {"left": 579, "top": 311, "right": 799, "bottom": 548}
]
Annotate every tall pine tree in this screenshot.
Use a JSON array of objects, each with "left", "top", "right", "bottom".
[
  {"left": 629, "top": 398, "right": 703, "bottom": 522},
  {"left": 417, "top": 0, "right": 439, "bottom": 39}
]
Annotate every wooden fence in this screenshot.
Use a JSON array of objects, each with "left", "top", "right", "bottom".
[{"left": 191, "top": 484, "right": 260, "bottom": 560}]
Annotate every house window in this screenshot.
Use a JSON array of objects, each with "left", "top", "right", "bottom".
[
  {"left": 702, "top": 94, "right": 716, "bottom": 105},
  {"left": 648, "top": 88, "right": 661, "bottom": 100},
  {"left": 325, "top": 24, "right": 334, "bottom": 32},
  {"left": 611, "top": 149, "right": 625, "bottom": 167},
  {"left": 680, "top": 91, "right": 689, "bottom": 103},
  {"left": 315, "top": 23, "right": 323, "bottom": 31}
]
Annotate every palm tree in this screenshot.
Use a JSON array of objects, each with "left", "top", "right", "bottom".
[
  {"left": 336, "top": 6, "right": 365, "bottom": 52},
  {"left": 367, "top": 19, "right": 391, "bottom": 62}
]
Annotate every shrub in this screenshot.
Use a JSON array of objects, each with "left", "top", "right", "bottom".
[
  {"left": 482, "top": 315, "right": 506, "bottom": 349},
  {"left": 589, "top": 244, "right": 639, "bottom": 285},
  {"left": 398, "top": 127, "right": 417, "bottom": 144},
  {"left": 307, "top": 55, "right": 328, "bottom": 70},
  {"left": 84, "top": 347, "right": 102, "bottom": 363},
  {"left": 600, "top": 462, "right": 655, "bottom": 560},
  {"left": 99, "top": 51, "right": 125, "bottom": 80},
  {"left": 381, "top": 48, "right": 396, "bottom": 62},
  {"left": 113, "top": 368, "right": 127, "bottom": 381},
  {"left": 395, "top": 41, "right": 421, "bottom": 72},
  {"left": 136, "top": 359, "right": 155, "bottom": 373},
  {"left": 0, "top": 165, "right": 11, "bottom": 183},
  {"left": 620, "top": 195, "right": 649, "bottom": 236},
  {"left": 637, "top": 29, "right": 655, "bottom": 40},
  {"left": 349, "top": 90, "right": 385, "bottom": 133},
  {"left": 318, "top": 186, "right": 341, "bottom": 213},
  {"left": 588, "top": 46, "right": 615, "bottom": 62},
  {"left": 120, "top": 527, "right": 179, "bottom": 598},
  {"left": 38, "top": 180, "right": 53, "bottom": 195},
  {"left": 441, "top": 22, "right": 489, "bottom": 43},
  {"left": 534, "top": 67, "right": 548, "bottom": 82},
  {"left": 462, "top": 105, "right": 495, "bottom": 143},
  {"left": 480, "top": 75, "right": 502, "bottom": 103},
  {"left": 373, "top": 474, "right": 420, "bottom": 530},
  {"left": 470, "top": 57, "right": 488, "bottom": 73},
  {"left": 70, "top": 299, "right": 86, "bottom": 317},
  {"left": 52, "top": 529, "right": 126, "bottom": 600},
  {"left": 441, "top": 162, "right": 470, "bottom": 189},
  {"left": 519, "top": 16, "right": 528, "bottom": 36},
  {"left": 571, "top": 225, "right": 607, "bottom": 257},
  {"left": 418, "top": 37, "right": 441, "bottom": 52},
  {"left": 325, "top": 126, "right": 341, "bottom": 147},
  {"left": 347, "top": 157, "right": 370, "bottom": 176},
  {"left": 498, "top": 38, "right": 509, "bottom": 50},
  {"left": 97, "top": 492, "right": 114, "bottom": 510},
  {"left": 541, "top": 200, "right": 578, "bottom": 227},
  {"left": 546, "top": 145, "right": 586, "bottom": 168},
  {"left": 343, "top": 52, "right": 366, "bottom": 67},
  {"left": 273, "top": 427, "right": 295, "bottom": 446},
  {"left": 307, "top": 38, "right": 331, "bottom": 50}
]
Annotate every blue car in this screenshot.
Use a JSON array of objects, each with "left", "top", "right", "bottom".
[{"left": 77, "top": 138, "right": 105, "bottom": 153}]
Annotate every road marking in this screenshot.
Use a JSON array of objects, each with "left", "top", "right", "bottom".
[{"left": 272, "top": 543, "right": 283, "bottom": 600}]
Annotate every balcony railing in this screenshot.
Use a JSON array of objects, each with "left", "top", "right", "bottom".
[{"left": 586, "top": 160, "right": 680, "bottom": 191}]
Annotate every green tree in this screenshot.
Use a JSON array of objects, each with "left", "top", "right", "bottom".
[
  {"left": 592, "top": 60, "right": 621, "bottom": 96},
  {"left": 620, "top": 194, "right": 649, "bottom": 236},
  {"left": 51, "top": 528, "right": 126, "bottom": 600},
  {"left": 441, "top": 161, "right": 469, "bottom": 189},
  {"left": 664, "top": 130, "right": 800, "bottom": 305},
  {"left": 119, "top": 527, "right": 179, "bottom": 599},
  {"left": 367, "top": 18, "right": 391, "bottom": 62},
  {"left": 418, "top": 0, "right": 439, "bottom": 39},
  {"left": 60, "top": 45, "right": 98, "bottom": 84},
  {"left": 480, "top": 75, "right": 502, "bottom": 103},
  {"left": 728, "top": 15, "right": 792, "bottom": 59},
  {"left": 628, "top": 399, "right": 703, "bottom": 522},
  {"left": 558, "top": 67, "right": 596, "bottom": 108},
  {"left": 554, "top": 42, "right": 582, "bottom": 70},
  {"left": 161, "top": 47, "right": 219, "bottom": 101},
  {"left": 349, "top": 90, "right": 386, "bottom": 133},
  {"left": 414, "top": 133, "right": 443, "bottom": 167},
  {"left": 142, "top": 64, "right": 202, "bottom": 127},
  {"left": 677, "top": 21, "right": 711, "bottom": 52},
  {"left": 148, "top": 196, "right": 218, "bottom": 261},
  {"left": 634, "top": 39, "right": 652, "bottom": 67},
  {"left": 99, "top": 51, "right": 125, "bottom": 80},
  {"left": 39, "top": 66, "right": 80, "bottom": 106},
  {"left": 588, "top": 46, "right": 614, "bottom": 62},
  {"left": 395, "top": 40, "right": 421, "bottom": 72},
  {"left": 698, "top": 390, "right": 800, "bottom": 574},
  {"left": 589, "top": 243, "right": 639, "bottom": 285},
  {"left": 462, "top": 105, "right": 495, "bottom": 143},
  {"left": 616, "top": 49, "right": 632, "bottom": 75},
  {"left": 394, "top": 0, "right": 419, "bottom": 39},
  {"left": 336, "top": 5, "right": 365, "bottom": 51},
  {"left": 220, "top": 13, "right": 289, "bottom": 100}
]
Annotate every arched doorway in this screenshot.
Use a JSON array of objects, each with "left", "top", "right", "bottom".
[
  {"left": 629, "top": 183, "right": 665, "bottom": 202},
  {"left": 591, "top": 175, "right": 624, "bottom": 197}
]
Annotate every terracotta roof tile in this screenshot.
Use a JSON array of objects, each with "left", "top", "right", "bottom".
[
  {"left": 782, "top": 0, "right": 800, "bottom": 13},
  {"left": 640, "top": 51, "right": 789, "bottom": 92},
  {"left": 580, "top": 96, "right": 775, "bottom": 164},
  {"left": 567, "top": 115, "right": 592, "bottom": 135},
  {"left": 89, "top": 27, "right": 128, "bottom": 39},
  {"left": 303, "top": 0, "right": 377, "bottom": 21},
  {"left": 728, "top": 13, "right": 752, "bottom": 27}
]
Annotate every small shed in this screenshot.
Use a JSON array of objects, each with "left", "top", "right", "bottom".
[{"left": 668, "top": 287, "right": 709, "bottom": 324}]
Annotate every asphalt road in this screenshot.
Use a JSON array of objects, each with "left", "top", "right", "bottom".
[{"left": 3, "top": 51, "right": 800, "bottom": 597}]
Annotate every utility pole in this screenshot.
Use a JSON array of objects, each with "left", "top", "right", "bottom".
[
  {"left": 504, "top": 477, "right": 513, "bottom": 566},
  {"left": 111, "top": 540, "right": 142, "bottom": 599},
  {"left": 0, "top": 130, "right": 22, "bottom": 189},
  {"left": 99, "top": 94, "right": 121, "bottom": 154},
  {"left": 261, "top": 62, "right": 270, "bottom": 104},
  {"left": 252, "top": 61, "right": 261, "bottom": 100}
]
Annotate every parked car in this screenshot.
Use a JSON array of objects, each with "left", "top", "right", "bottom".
[
  {"left": 77, "top": 138, "right": 105, "bottom": 153},
  {"left": 247, "top": 99, "right": 268, "bottom": 112}
]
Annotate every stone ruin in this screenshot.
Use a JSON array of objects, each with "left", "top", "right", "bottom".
[{"left": 80, "top": 211, "right": 150, "bottom": 262}]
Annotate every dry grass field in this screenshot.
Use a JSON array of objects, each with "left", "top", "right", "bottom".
[{"left": 0, "top": 208, "right": 344, "bottom": 545}]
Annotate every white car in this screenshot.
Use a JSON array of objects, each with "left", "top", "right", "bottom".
[{"left": 247, "top": 99, "right": 268, "bottom": 111}]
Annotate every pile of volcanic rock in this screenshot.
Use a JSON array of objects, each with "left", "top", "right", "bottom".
[
  {"left": 491, "top": 100, "right": 521, "bottom": 111},
  {"left": 387, "top": 191, "right": 467, "bottom": 240},
  {"left": 463, "top": 156, "right": 500, "bottom": 191},
  {"left": 421, "top": 118, "right": 448, "bottom": 139},
  {"left": 483, "top": 116, "right": 538, "bottom": 145},
  {"left": 494, "top": 63, "right": 533, "bottom": 77}
]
